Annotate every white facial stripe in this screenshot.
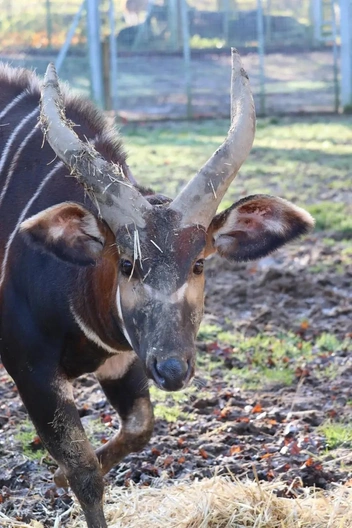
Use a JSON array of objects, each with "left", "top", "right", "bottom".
[
  {"left": 144, "top": 282, "right": 188, "bottom": 304},
  {"left": 71, "top": 305, "right": 122, "bottom": 355},
  {"left": 95, "top": 352, "right": 137, "bottom": 381},
  {"left": 116, "top": 286, "right": 133, "bottom": 347},
  {"left": 0, "top": 161, "right": 64, "bottom": 289}
]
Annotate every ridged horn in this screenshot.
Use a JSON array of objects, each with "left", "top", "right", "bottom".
[
  {"left": 40, "top": 63, "right": 152, "bottom": 231},
  {"left": 169, "top": 48, "right": 256, "bottom": 227}
]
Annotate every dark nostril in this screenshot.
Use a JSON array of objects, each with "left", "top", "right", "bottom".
[{"left": 152, "top": 357, "right": 190, "bottom": 391}]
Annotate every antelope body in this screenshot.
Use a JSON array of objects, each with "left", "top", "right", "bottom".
[{"left": 0, "top": 52, "right": 313, "bottom": 527}]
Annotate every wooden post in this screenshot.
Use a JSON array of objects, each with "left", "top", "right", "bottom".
[{"left": 102, "top": 38, "right": 112, "bottom": 111}]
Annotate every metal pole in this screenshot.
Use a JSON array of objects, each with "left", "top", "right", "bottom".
[
  {"left": 55, "top": 0, "right": 86, "bottom": 74},
  {"left": 180, "top": 0, "right": 192, "bottom": 118},
  {"left": 223, "top": 0, "right": 230, "bottom": 45},
  {"left": 86, "top": 0, "right": 104, "bottom": 108},
  {"left": 312, "top": 0, "right": 322, "bottom": 43},
  {"left": 168, "top": 0, "right": 179, "bottom": 50},
  {"left": 46, "top": 0, "right": 53, "bottom": 48},
  {"left": 265, "top": 0, "right": 272, "bottom": 45},
  {"left": 340, "top": 0, "right": 352, "bottom": 108},
  {"left": 256, "top": 0, "right": 266, "bottom": 116},
  {"left": 331, "top": 0, "right": 339, "bottom": 113},
  {"left": 102, "top": 38, "right": 111, "bottom": 111},
  {"left": 109, "top": 0, "right": 119, "bottom": 112}
]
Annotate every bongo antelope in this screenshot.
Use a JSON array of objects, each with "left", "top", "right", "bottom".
[{"left": 0, "top": 51, "right": 314, "bottom": 527}]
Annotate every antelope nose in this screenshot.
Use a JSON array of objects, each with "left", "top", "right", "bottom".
[{"left": 152, "top": 357, "right": 192, "bottom": 391}]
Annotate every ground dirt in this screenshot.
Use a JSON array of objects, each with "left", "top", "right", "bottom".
[{"left": 0, "top": 229, "right": 351, "bottom": 526}]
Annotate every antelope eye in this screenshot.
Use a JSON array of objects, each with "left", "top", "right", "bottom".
[
  {"left": 120, "top": 258, "right": 133, "bottom": 277},
  {"left": 193, "top": 259, "right": 204, "bottom": 275}
]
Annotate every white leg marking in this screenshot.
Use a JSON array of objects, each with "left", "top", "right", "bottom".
[
  {"left": 0, "top": 90, "right": 28, "bottom": 121},
  {"left": 0, "top": 107, "right": 38, "bottom": 197},
  {"left": 71, "top": 305, "right": 123, "bottom": 355},
  {"left": 116, "top": 286, "right": 133, "bottom": 347},
  {"left": 95, "top": 352, "right": 137, "bottom": 381},
  {"left": 0, "top": 161, "right": 63, "bottom": 289},
  {"left": 0, "top": 126, "right": 39, "bottom": 209}
]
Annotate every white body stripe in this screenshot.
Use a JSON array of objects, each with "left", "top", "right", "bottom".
[
  {"left": 0, "top": 107, "right": 38, "bottom": 203},
  {"left": 0, "top": 161, "right": 63, "bottom": 289},
  {"left": 70, "top": 305, "right": 122, "bottom": 355},
  {"left": 0, "top": 90, "right": 27, "bottom": 121},
  {"left": 95, "top": 352, "right": 137, "bottom": 381},
  {"left": 0, "top": 126, "right": 39, "bottom": 209}
]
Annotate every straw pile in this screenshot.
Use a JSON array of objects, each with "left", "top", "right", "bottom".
[{"left": 1, "top": 477, "right": 352, "bottom": 528}]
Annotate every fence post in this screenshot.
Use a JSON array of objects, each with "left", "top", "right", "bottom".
[
  {"left": 256, "top": 0, "right": 266, "bottom": 116},
  {"left": 331, "top": 0, "right": 339, "bottom": 112},
  {"left": 340, "top": 0, "right": 352, "bottom": 109},
  {"left": 55, "top": 0, "right": 86, "bottom": 74},
  {"left": 46, "top": 0, "right": 53, "bottom": 48},
  {"left": 109, "top": 0, "right": 119, "bottom": 112},
  {"left": 102, "top": 38, "right": 111, "bottom": 111},
  {"left": 168, "top": 0, "right": 179, "bottom": 50},
  {"left": 312, "top": 0, "right": 323, "bottom": 42},
  {"left": 86, "top": 0, "right": 104, "bottom": 108},
  {"left": 180, "top": 0, "right": 192, "bottom": 118}
]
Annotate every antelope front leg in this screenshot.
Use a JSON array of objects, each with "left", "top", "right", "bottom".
[
  {"left": 3, "top": 354, "right": 107, "bottom": 528},
  {"left": 55, "top": 355, "right": 154, "bottom": 484}
]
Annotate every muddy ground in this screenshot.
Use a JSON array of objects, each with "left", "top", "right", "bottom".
[{"left": 0, "top": 229, "right": 351, "bottom": 526}]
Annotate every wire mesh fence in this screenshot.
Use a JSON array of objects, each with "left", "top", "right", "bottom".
[{"left": 0, "top": 0, "right": 340, "bottom": 119}]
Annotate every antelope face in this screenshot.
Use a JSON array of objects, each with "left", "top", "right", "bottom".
[{"left": 115, "top": 208, "right": 206, "bottom": 391}]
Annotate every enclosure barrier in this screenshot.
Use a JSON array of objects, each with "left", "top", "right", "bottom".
[{"left": 0, "top": 0, "right": 346, "bottom": 118}]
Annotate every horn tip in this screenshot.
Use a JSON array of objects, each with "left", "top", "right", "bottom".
[{"left": 44, "top": 62, "right": 59, "bottom": 87}]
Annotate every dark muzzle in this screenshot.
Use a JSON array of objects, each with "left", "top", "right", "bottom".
[{"left": 149, "top": 357, "right": 193, "bottom": 391}]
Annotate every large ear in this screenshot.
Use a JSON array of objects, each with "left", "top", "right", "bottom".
[
  {"left": 205, "top": 195, "right": 314, "bottom": 261},
  {"left": 20, "top": 202, "right": 107, "bottom": 265}
]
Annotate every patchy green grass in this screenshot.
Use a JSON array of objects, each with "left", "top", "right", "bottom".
[
  {"left": 15, "top": 416, "right": 108, "bottom": 460},
  {"left": 196, "top": 323, "right": 350, "bottom": 389},
  {"left": 15, "top": 419, "right": 46, "bottom": 461},
  {"left": 150, "top": 385, "right": 197, "bottom": 422},
  {"left": 197, "top": 326, "right": 312, "bottom": 389},
  {"left": 308, "top": 203, "right": 352, "bottom": 235},
  {"left": 319, "top": 422, "right": 352, "bottom": 450},
  {"left": 124, "top": 116, "right": 352, "bottom": 236}
]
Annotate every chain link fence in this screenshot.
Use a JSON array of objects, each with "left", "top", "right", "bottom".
[{"left": 0, "top": 0, "right": 340, "bottom": 119}]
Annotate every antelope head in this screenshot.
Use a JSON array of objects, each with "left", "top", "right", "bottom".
[{"left": 22, "top": 50, "right": 314, "bottom": 391}]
